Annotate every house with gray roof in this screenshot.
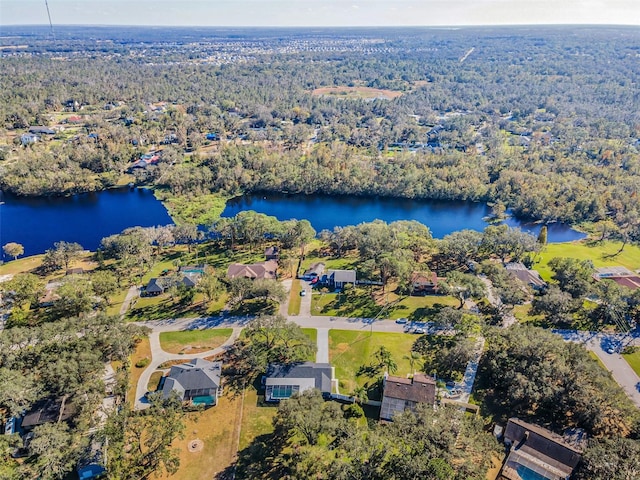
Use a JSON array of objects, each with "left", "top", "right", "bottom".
[
  {"left": 380, "top": 374, "right": 436, "bottom": 421},
  {"left": 505, "top": 262, "right": 547, "bottom": 290},
  {"left": 263, "top": 362, "right": 333, "bottom": 402},
  {"left": 327, "top": 269, "right": 356, "bottom": 289},
  {"left": 499, "top": 418, "right": 583, "bottom": 480},
  {"left": 162, "top": 358, "right": 222, "bottom": 406}
]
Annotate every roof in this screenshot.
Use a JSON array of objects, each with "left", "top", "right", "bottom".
[
  {"left": 382, "top": 374, "right": 436, "bottom": 405},
  {"left": 181, "top": 273, "right": 200, "bottom": 288},
  {"left": 162, "top": 359, "right": 222, "bottom": 399},
  {"left": 505, "top": 263, "right": 546, "bottom": 288},
  {"left": 227, "top": 260, "right": 278, "bottom": 280},
  {"left": 411, "top": 271, "right": 437, "bottom": 285},
  {"left": 265, "top": 362, "right": 332, "bottom": 393},
  {"left": 595, "top": 266, "right": 635, "bottom": 277},
  {"left": 21, "top": 397, "right": 76, "bottom": 429},
  {"left": 29, "top": 126, "right": 55, "bottom": 134},
  {"left": 304, "top": 262, "right": 325, "bottom": 276},
  {"left": 145, "top": 278, "right": 165, "bottom": 293},
  {"left": 503, "top": 418, "right": 582, "bottom": 478},
  {"left": 264, "top": 246, "right": 279, "bottom": 257},
  {"left": 328, "top": 269, "right": 356, "bottom": 284}
]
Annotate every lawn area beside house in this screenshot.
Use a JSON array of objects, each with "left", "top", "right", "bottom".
[
  {"left": 159, "top": 393, "right": 243, "bottom": 480},
  {"left": 238, "top": 388, "right": 278, "bottom": 451},
  {"left": 159, "top": 328, "right": 234, "bottom": 354},
  {"left": 534, "top": 240, "right": 640, "bottom": 282},
  {"left": 622, "top": 350, "right": 640, "bottom": 377},
  {"left": 126, "top": 293, "right": 216, "bottom": 322},
  {"left": 329, "top": 330, "right": 416, "bottom": 399},
  {"left": 311, "top": 287, "right": 459, "bottom": 320},
  {"left": 128, "top": 336, "right": 151, "bottom": 406},
  {"left": 147, "top": 371, "right": 164, "bottom": 392},
  {"left": 106, "top": 287, "right": 130, "bottom": 316},
  {"left": 385, "top": 294, "right": 459, "bottom": 320},
  {"left": 288, "top": 279, "right": 302, "bottom": 315},
  {"left": 299, "top": 253, "right": 359, "bottom": 275}
]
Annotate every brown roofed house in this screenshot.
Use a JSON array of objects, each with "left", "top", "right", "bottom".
[
  {"left": 410, "top": 271, "right": 439, "bottom": 295},
  {"left": 499, "top": 418, "right": 583, "bottom": 480},
  {"left": 379, "top": 374, "right": 436, "bottom": 421},
  {"left": 21, "top": 396, "right": 76, "bottom": 430},
  {"left": 227, "top": 260, "right": 278, "bottom": 280}
]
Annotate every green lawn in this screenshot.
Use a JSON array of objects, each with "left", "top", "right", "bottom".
[
  {"left": 288, "top": 279, "right": 302, "bottom": 315},
  {"left": 126, "top": 295, "right": 209, "bottom": 322},
  {"left": 238, "top": 388, "right": 278, "bottom": 451},
  {"left": 623, "top": 350, "right": 640, "bottom": 377},
  {"left": 311, "top": 289, "right": 458, "bottom": 321},
  {"left": 535, "top": 240, "right": 640, "bottom": 282},
  {"left": 329, "top": 329, "right": 417, "bottom": 399},
  {"left": 159, "top": 328, "right": 233, "bottom": 354},
  {"left": 106, "top": 288, "right": 130, "bottom": 316},
  {"left": 387, "top": 295, "right": 459, "bottom": 320}
]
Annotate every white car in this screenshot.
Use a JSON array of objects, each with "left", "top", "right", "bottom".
[{"left": 300, "top": 290, "right": 306, "bottom": 296}]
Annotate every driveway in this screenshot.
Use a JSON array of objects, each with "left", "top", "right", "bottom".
[
  {"left": 134, "top": 325, "right": 242, "bottom": 410},
  {"left": 554, "top": 330, "right": 640, "bottom": 408}
]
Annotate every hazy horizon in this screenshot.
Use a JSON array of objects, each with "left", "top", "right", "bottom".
[{"left": 1, "top": 0, "right": 639, "bottom": 28}]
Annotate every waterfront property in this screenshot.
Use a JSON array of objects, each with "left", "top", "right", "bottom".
[
  {"left": 410, "top": 271, "right": 439, "bottom": 295},
  {"left": 505, "top": 262, "right": 547, "bottom": 291},
  {"left": 263, "top": 362, "right": 333, "bottom": 402},
  {"left": 594, "top": 266, "right": 640, "bottom": 290},
  {"left": 227, "top": 260, "right": 278, "bottom": 280},
  {"left": 162, "top": 358, "right": 222, "bottom": 406}
]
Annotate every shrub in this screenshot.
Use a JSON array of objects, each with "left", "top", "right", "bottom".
[{"left": 135, "top": 357, "right": 150, "bottom": 368}]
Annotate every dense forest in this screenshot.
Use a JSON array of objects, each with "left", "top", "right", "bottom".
[{"left": 1, "top": 26, "right": 639, "bottom": 234}]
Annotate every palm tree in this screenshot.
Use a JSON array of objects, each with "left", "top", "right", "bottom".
[
  {"left": 403, "top": 351, "right": 422, "bottom": 375},
  {"left": 350, "top": 386, "right": 369, "bottom": 405},
  {"left": 375, "top": 346, "right": 398, "bottom": 374}
]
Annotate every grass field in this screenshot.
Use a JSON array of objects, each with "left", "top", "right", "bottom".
[
  {"left": 288, "top": 279, "right": 302, "bottom": 315},
  {"left": 238, "top": 388, "right": 278, "bottom": 450},
  {"left": 311, "top": 86, "right": 403, "bottom": 100},
  {"left": 160, "top": 393, "right": 242, "bottom": 480},
  {"left": 128, "top": 337, "right": 151, "bottom": 406},
  {"left": 535, "top": 240, "right": 640, "bottom": 281},
  {"left": 622, "top": 350, "right": 640, "bottom": 377},
  {"left": 311, "top": 288, "right": 458, "bottom": 321},
  {"left": 159, "top": 328, "right": 234, "bottom": 354},
  {"left": 329, "top": 329, "right": 416, "bottom": 398}
]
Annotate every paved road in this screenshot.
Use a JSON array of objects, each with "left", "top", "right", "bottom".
[
  {"left": 120, "top": 285, "right": 140, "bottom": 318},
  {"left": 316, "top": 328, "right": 329, "bottom": 363},
  {"left": 553, "top": 329, "right": 640, "bottom": 408}
]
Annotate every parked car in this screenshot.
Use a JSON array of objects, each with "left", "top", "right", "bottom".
[
  {"left": 300, "top": 290, "right": 306, "bottom": 296},
  {"left": 310, "top": 277, "right": 319, "bottom": 284},
  {"left": 395, "top": 318, "right": 408, "bottom": 324},
  {"left": 413, "top": 327, "right": 426, "bottom": 334}
]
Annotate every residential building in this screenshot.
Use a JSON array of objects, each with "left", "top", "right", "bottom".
[
  {"left": 263, "top": 362, "right": 333, "bottom": 402},
  {"left": 20, "top": 133, "right": 39, "bottom": 145},
  {"left": 594, "top": 266, "right": 640, "bottom": 290},
  {"left": 505, "top": 262, "right": 547, "bottom": 290},
  {"left": 264, "top": 246, "right": 280, "bottom": 261},
  {"left": 499, "top": 418, "right": 583, "bottom": 480},
  {"left": 379, "top": 374, "right": 436, "bottom": 421},
  {"left": 303, "top": 262, "right": 325, "bottom": 279},
  {"left": 227, "top": 260, "right": 278, "bottom": 280},
  {"left": 327, "top": 269, "right": 356, "bottom": 289},
  {"left": 162, "top": 358, "right": 222, "bottom": 406},
  {"left": 20, "top": 396, "right": 76, "bottom": 431},
  {"left": 410, "top": 271, "right": 439, "bottom": 295}
]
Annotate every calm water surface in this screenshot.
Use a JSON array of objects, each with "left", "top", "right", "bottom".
[
  {"left": 1, "top": 190, "right": 584, "bottom": 259},
  {"left": 222, "top": 193, "right": 585, "bottom": 243},
  {"left": 1, "top": 188, "right": 173, "bottom": 257}
]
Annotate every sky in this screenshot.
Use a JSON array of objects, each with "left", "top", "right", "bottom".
[{"left": 1, "top": 0, "right": 639, "bottom": 27}]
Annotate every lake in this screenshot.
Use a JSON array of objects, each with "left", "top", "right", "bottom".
[
  {"left": 1, "top": 188, "right": 173, "bottom": 257},
  {"left": 1, "top": 189, "right": 584, "bottom": 259},
  {"left": 222, "top": 193, "right": 585, "bottom": 243}
]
